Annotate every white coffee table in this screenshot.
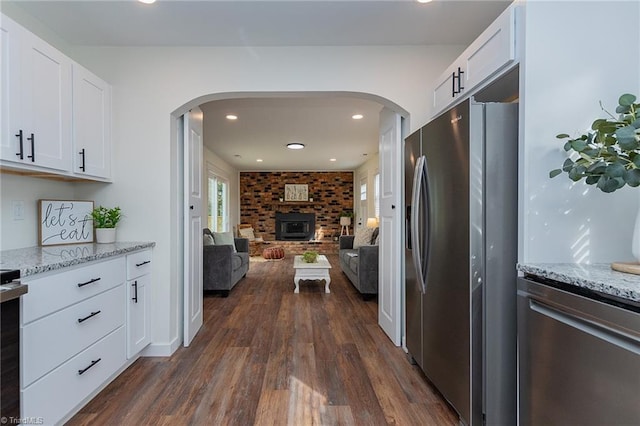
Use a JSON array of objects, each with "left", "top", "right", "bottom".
[{"left": 293, "top": 254, "right": 332, "bottom": 293}]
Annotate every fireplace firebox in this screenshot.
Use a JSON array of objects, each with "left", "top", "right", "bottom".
[{"left": 275, "top": 212, "right": 315, "bottom": 241}]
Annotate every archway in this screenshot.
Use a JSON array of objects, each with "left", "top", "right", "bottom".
[{"left": 169, "top": 91, "right": 409, "bottom": 347}]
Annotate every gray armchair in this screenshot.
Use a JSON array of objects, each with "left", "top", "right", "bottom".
[{"left": 203, "top": 228, "right": 250, "bottom": 296}]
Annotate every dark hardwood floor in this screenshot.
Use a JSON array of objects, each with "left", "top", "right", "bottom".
[{"left": 68, "top": 254, "right": 457, "bottom": 425}]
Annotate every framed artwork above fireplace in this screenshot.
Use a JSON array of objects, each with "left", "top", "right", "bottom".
[{"left": 284, "top": 184, "right": 309, "bottom": 201}]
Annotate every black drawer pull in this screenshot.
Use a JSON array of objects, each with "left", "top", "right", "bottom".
[
  {"left": 78, "top": 358, "right": 101, "bottom": 375},
  {"left": 135, "top": 260, "right": 151, "bottom": 267},
  {"left": 77, "top": 277, "right": 101, "bottom": 288},
  {"left": 78, "top": 310, "right": 101, "bottom": 323}
]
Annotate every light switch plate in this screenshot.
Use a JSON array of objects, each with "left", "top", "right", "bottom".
[{"left": 12, "top": 200, "right": 24, "bottom": 220}]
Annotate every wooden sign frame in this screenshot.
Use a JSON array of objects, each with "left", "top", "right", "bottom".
[{"left": 38, "top": 200, "right": 94, "bottom": 246}]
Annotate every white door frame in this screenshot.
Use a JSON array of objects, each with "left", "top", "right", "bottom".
[{"left": 170, "top": 91, "right": 409, "bottom": 354}]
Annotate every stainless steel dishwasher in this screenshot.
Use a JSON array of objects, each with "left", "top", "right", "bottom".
[{"left": 517, "top": 277, "right": 640, "bottom": 426}]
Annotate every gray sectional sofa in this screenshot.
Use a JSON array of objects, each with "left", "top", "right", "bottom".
[
  {"left": 338, "top": 234, "right": 378, "bottom": 298},
  {"left": 203, "top": 228, "right": 250, "bottom": 296}
]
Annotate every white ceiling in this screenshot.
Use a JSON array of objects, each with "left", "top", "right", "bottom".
[
  {"left": 201, "top": 96, "right": 384, "bottom": 171},
  {"left": 7, "top": 0, "right": 511, "bottom": 171}
]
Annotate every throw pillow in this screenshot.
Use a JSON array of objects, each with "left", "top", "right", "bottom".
[
  {"left": 213, "top": 231, "right": 236, "bottom": 252},
  {"left": 370, "top": 227, "right": 379, "bottom": 246},
  {"left": 238, "top": 227, "right": 255, "bottom": 240},
  {"left": 353, "top": 227, "right": 375, "bottom": 249},
  {"left": 203, "top": 233, "right": 214, "bottom": 246}
]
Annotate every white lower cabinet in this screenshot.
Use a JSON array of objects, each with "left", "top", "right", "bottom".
[
  {"left": 21, "top": 327, "right": 126, "bottom": 425},
  {"left": 126, "top": 249, "right": 152, "bottom": 358},
  {"left": 127, "top": 272, "right": 151, "bottom": 358},
  {"left": 22, "top": 284, "right": 125, "bottom": 387},
  {"left": 20, "top": 248, "right": 152, "bottom": 425}
]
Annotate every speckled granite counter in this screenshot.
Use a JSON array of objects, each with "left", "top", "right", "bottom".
[
  {"left": 517, "top": 263, "right": 640, "bottom": 304},
  {"left": 0, "top": 242, "right": 155, "bottom": 277}
]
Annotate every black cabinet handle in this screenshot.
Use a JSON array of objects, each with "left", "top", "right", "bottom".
[
  {"left": 27, "top": 133, "right": 35, "bottom": 162},
  {"left": 135, "top": 260, "right": 150, "bottom": 267},
  {"left": 452, "top": 67, "right": 465, "bottom": 96},
  {"left": 132, "top": 281, "right": 138, "bottom": 303},
  {"left": 77, "top": 277, "right": 101, "bottom": 288},
  {"left": 451, "top": 71, "right": 456, "bottom": 97},
  {"left": 77, "top": 310, "right": 101, "bottom": 323},
  {"left": 15, "top": 130, "right": 24, "bottom": 159},
  {"left": 79, "top": 148, "right": 86, "bottom": 172},
  {"left": 78, "top": 358, "right": 101, "bottom": 375}
]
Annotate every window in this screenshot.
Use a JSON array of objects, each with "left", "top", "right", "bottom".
[
  {"left": 208, "top": 174, "right": 229, "bottom": 232},
  {"left": 359, "top": 178, "right": 367, "bottom": 228}
]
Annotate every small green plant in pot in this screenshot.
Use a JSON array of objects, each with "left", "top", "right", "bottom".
[
  {"left": 302, "top": 250, "right": 318, "bottom": 263},
  {"left": 91, "top": 206, "right": 122, "bottom": 243},
  {"left": 549, "top": 93, "right": 640, "bottom": 193}
]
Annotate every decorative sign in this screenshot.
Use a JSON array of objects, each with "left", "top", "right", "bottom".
[
  {"left": 39, "top": 200, "right": 94, "bottom": 246},
  {"left": 284, "top": 184, "right": 309, "bottom": 201}
]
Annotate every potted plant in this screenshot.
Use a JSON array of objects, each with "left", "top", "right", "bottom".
[
  {"left": 339, "top": 210, "right": 354, "bottom": 226},
  {"left": 549, "top": 93, "right": 640, "bottom": 261},
  {"left": 549, "top": 93, "right": 640, "bottom": 193},
  {"left": 302, "top": 250, "right": 318, "bottom": 263},
  {"left": 91, "top": 206, "right": 122, "bottom": 244}
]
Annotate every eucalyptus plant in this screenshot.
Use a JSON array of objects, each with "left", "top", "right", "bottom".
[
  {"left": 549, "top": 93, "right": 640, "bottom": 193},
  {"left": 90, "top": 206, "right": 122, "bottom": 228}
]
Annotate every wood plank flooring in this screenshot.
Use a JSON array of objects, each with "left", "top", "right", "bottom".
[{"left": 68, "top": 254, "right": 458, "bottom": 425}]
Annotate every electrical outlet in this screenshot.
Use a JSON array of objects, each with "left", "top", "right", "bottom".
[{"left": 12, "top": 200, "right": 25, "bottom": 221}]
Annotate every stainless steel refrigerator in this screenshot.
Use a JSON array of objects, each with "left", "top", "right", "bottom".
[{"left": 405, "top": 98, "right": 518, "bottom": 426}]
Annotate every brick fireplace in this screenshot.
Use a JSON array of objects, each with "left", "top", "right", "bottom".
[{"left": 239, "top": 171, "right": 354, "bottom": 247}]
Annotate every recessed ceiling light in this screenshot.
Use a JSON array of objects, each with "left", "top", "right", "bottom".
[
  {"left": 352, "top": 114, "right": 364, "bottom": 120},
  {"left": 226, "top": 114, "right": 238, "bottom": 120},
  {"left": 138, "top": 0, "right": 156, "bottom": 4},
  {"left": 330, "top": 158, "right": 337, "bottom": 162},
  {"left": 256, "top": 159, "right": 263, "bottom": 162},
  {"left": 416, "top": 0, "right": 433, "bottom": 3},
  {"left": 287, "top": 143, "right": 305, "bottom": 150}
]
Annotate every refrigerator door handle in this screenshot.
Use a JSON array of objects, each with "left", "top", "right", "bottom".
[
  {"left": 420, "top": 156, "right": 431, "bottom": 291},
  {"left": 411, "top": 155, "right": 427, "bottom": 294}
]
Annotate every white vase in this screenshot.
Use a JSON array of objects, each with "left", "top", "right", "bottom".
[
  {"left": 95, "top": 228, "right": 116, "bottom": 244},
  {"left": 633, "top": 209, "right": 640, "bottom": 263}
]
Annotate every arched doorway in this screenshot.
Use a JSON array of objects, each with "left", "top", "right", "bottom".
[{"left": 170, "top": 91, "right": 408, "bottom": 348}]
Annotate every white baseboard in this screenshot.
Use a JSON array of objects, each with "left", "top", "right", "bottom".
[{"left": 141, "top": 335, "right": 181, "bottom": 357}]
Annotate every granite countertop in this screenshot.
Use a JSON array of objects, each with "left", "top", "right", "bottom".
[
  {"left": 517, "top": 263, "right": 640, "bottom": 304},
  {"left": 0, "top": 242, "right": 155, "bottom": 278}
]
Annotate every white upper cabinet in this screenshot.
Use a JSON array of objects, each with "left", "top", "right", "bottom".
[
  {"left": 73, "top": 63, "right": 112, "bottom": 180},
  {"left": 432, "top": 5, "right": 520, "bottom": 116},
  {"left": 0, "top": 14, "right": 72, "bottom": 172}
]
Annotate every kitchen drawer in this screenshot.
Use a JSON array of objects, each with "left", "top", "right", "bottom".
[
  {"left": 22, "top": 284, "right": 125, "bottom": 387},
  {"left": 21, "top": 257, "right": 125, "bottom": 324},
  {"left": 126, "top": 249, "right": 152, "bottom": 280},
  {"left": 22, "top": 326, "right": 126, "bottom": 426}
]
